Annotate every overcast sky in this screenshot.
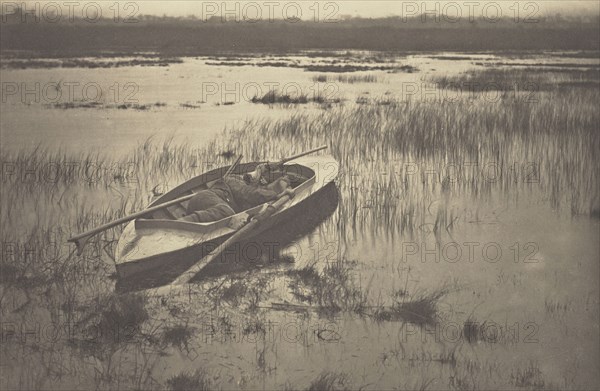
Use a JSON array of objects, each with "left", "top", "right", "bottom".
[
  {"left": 139, "top": 1, "right": 598, "bottom": 18},
  {"left": 5, "top": 1, "right": 599, "bottom": 19}
]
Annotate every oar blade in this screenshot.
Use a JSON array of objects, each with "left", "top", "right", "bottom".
[{"left": 67, "top": 235, "right": 90, "bottom": 256}]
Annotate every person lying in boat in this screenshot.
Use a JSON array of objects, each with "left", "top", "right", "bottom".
[{"left": 178, "top": 163, "right": 294, "bottom": 227}]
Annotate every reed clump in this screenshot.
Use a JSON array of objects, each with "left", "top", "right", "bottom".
[
  {"left": 313, "top": 74, "right": 379, "bottom": 83},
  {"left": 286, "top": 262, "right": 367, "bottom": 315},
  {"left": 251, "top": 90, "right": 338, "bottom": 105},
  {"left": 167, "top": 369, "right": 213, "bottom": 391},
  {"left": 431, "top": 67, "right": 600, "bottom": 91},
  {"left": 306, "top": 372, "right": 350, "bottom": 391}
]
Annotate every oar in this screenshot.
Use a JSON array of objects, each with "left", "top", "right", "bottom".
[
  {"left": 153, "top": 146, "right": 329, "bottom": 294},
  {"left": 276, "top": 144, "right": 327, "bottom": 165},
  {"left": 67, "top": 154, "right": 243, "bottom": 255},
  {"left": 220, "top": 154, "right": 243, "bottom": 178},
  {"left": 168, "top": 188, "right": 295, "bottom": 287},
  {"left": 68, "top": 145, "right": 327, "bottom": 255}
]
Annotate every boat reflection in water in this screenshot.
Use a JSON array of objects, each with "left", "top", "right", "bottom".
[{"left": 116, "top": 182, "right": 339, "bottom": 292}]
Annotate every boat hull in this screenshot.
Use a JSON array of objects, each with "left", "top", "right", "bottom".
[{"left": 115, "top": 154, "right": 338, "bottom": 282}]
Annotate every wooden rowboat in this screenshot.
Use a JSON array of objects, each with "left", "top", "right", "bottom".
[{"left": 115, "top": 154, "right": 339, "bottom": 280}]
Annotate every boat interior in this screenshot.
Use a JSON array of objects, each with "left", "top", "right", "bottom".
[{"left": 135, "top": 162, "right": 315, "bottom": 231}]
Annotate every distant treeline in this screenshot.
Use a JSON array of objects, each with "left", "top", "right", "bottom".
[{"left": 1, "top": 12, "right": 598, "bottom": 56}]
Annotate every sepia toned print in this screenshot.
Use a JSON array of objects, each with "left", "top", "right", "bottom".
[{"left": 1, "top": 1, "right": 599, "bottom": 390}]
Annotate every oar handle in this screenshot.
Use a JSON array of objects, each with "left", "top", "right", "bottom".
[
  {"left": 170, "top": 189, "right": 294, "bottom": 286},
  {"left": 67, "top": 192, "right": 196, "bottom": 254},
  {"left": 278, "top": 145, "right": 327, "bottom": 164},
  {"left": 67, "top": 155, "right": 244, "bottom": 255},
  {"left": 223, "top": 154, "right": 243, "bottom": 177}
]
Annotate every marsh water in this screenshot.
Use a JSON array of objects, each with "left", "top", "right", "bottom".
[
  {"left": 1, "top": 51, "right": 599, "bottom": 390},
  {"left": 4, "top": 52, "right": 598, "bottom": 151}
]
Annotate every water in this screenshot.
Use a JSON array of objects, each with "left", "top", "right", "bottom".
[
  {"left": 1, "top": 51, "right": 598, "bottom": 390},
  {"left": 0, "top": 53, "right": 495, "bottom": 152}
]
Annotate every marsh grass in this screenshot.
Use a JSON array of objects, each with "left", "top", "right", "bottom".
[
  {"left": 307, "top": 372, "right": 350, "bottom": 391},
  {"left": 206, "top": 59, "right": 410, "bottom": 74},
  {"left": 313, "top": 74, "right": 378, "bottom": 83},
  {"left": 219, "top": 279, "right": 248, "bottom": 306},
  {"left": 462, "top": 316, "right": 484, "bottom": 344},
  {"left": 1, "top": 66, "right": 598, "bottom": 390},
  {"left": 285, "top": 262, "right": 367, "bottom": 316},
  {"left": 0, "top": 57, "right": 183, "bottom": 69},
  {"left": 431, "top": 68, "right": 600, "bottom": 91},
  {"left": 510, "top": 361, "right": 545, "bottom": 389},
  {"left": 167, "top": 369, "right": 213, "bottom": 391},
  {"left": 388, "top": 64, "right": 419, "bottom": 73},
  {"left": 251, "top": 90, "right": 340, "bottom": 105},
  {"left": 544, "top": 297, "right": 572, "bottom": 316},
  {"left": 68, "top": 293, "right": 150, "bottom": 356},
  {"left": 47, "top": 101, "right": 169, "bottom": 110},
  {"left": 221, "top": 80, "right": 599, "bottom": 236},
  {"left": 390, "top": 289, "right": 447, "bottom": 326},
  {"left": 206, "top": 273, "right": 274, "bottom": 311},
  {"left": 373, "top": 288, "right": 448, "bottom": 327},
  {"left": 56, "top": 292, "right": 168, "bottom": 389},
  {"left": 0, "top": 136, "right": 241, "bottom": 389},
  {"left": 285, "top": 263, "right": 449, "bottom": 324},
  {"left": 449, "top": 371, "right": 478, "bottom": 391},
  {"left": 304, "top": 64, "right": 397, "bottom": 73},
  {"left": 162, "top": 323, "right": 197, "bottom": 351},
  {"left": 180, "top": 102, "right": 201, "bottom": 109}
]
